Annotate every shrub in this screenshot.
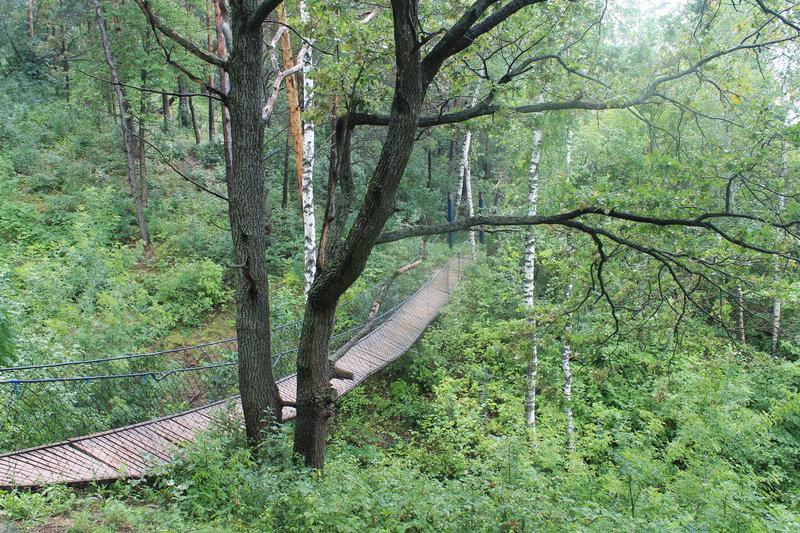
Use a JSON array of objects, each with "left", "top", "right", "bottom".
[{"left": 154, "top": 259, "right": 229, "bottom": 327}]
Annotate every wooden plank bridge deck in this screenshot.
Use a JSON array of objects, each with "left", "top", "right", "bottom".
[{"left": 0, "top": 256, "right": 466, "bottom": 488}]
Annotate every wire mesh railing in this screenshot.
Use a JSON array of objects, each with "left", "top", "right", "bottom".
[{"left": 0, "top": 240, "right": 461, "bottom": 452}]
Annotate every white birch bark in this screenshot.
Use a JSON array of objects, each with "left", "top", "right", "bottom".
[
  {"left": 459, "top": 129, "right": 477, "bottom": 255},
  {"left": 300, "top": 0, "right": 317, "bottom": 294},
  {"left": 562, "top": 255, "right": 576, "bottom": 452},
  {"left": 456, "top": 88, "right": 481, "bottom": 254},
  {"left": 737, "top": 284, "right": 746, "bottom": 344},
  {"left": 523, "top": 128, "right": 542, "bottom": 431}
]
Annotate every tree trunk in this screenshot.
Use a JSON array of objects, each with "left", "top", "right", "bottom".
[
  {"left": 138, "top": 69, "right": 149, "bottom": 207},
  {"left": 189, "top": 96, "right": 202, "bottom": 144},
  {"left": 93, "top": 0, "right": 150, "bottom": 248},
  {"left": 294, "top": 0, "right": 423, "bottom": 469},
  {"left": 523, "top": 127, "right": 542, "bottom": 431},
  {"left": 27, "top": 0, "right": 35, "bottom": 39},
  {"left": 161, "top": 93, "right": 171, "bottom": 131},
  {"left": 226, "top": 0, "right": 281, "bottom": 447},
  {"left": 177, "top": 75, "right": 191, "bottom": 127},
  {"left": 300, "top": 0, "right": 317, "bottom": 294},
  {"left": 275, "top": 7, "right": 303, "bottom": 209},
  {"left": 459, "top": 128, "right": 476, "bottom": 255},
  {"left": 562, "top": 246, "right": 576, "bottom": 452},
  {"left": 282, "top": 132, "right": 291, "bottom": 208},
  {"left": 206, "top": 3, "right": 216, "bottom": 141},
  {"left": 214, "top": 0, "right": 232, "bottom": 185}
]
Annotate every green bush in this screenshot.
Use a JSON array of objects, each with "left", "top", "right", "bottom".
[{"left": 154, "top": 259, "right": 229, "bottom": 327}]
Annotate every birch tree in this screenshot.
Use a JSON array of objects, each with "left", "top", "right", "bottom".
[
  {"left": 523, "top": 125, "right": 542, "bottom": 431},
  {"left": 299, "top": 0, "right": 317, "bottom": 294}
]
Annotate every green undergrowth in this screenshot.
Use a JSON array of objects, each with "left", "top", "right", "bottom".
[{"left": 4, "top": 256, "right": 800, "bottom": 532}]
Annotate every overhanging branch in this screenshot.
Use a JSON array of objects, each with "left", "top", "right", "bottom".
[{"left": 133, "top": 0, "right": 226, "bottom": 68}]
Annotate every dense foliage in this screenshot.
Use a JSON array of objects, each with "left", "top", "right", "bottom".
[{"left": 1, "top": 0, "right": 799, "bottom": 530}]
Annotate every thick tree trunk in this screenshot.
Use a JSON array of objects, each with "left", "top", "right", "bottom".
[
  {"left": 523, "top": 127, "right": 542, "bottom": 431},
  {"left": 226, "top": 0, "right": 281, "bottom": 447},
  {"left": 300, "top": 0, "right": 317, "bottom": 294},
  {"left": 93, "top": 0, "right": 150, "bottom": 248},
  {"left": 294, "top": 0, "right": 423, "bottom": 469}
]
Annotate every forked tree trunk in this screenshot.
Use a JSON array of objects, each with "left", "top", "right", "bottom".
[
  {"left": 93, "top": 0, "right": 150, "bottom": 248},
  {"left": 523, "top": 127, "right": 542, "bottom": 431},
  {"left": 294, "top": 0, "right": 423, "bottom": 469}
]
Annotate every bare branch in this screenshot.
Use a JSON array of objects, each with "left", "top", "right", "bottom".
[
  {"left": 77, "top": 69, "right": 223, "bottom": 101},
  {"left": 263, "top": 36, "right": 311, "bottom": 124}
]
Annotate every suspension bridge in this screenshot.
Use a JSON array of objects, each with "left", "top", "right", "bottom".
[{"left": 0, "top": 250, "right": 468, "bottom": 488}]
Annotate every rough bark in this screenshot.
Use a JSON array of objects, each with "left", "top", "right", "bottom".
[
  {"left": 177, "top": 75, "right": 191, "bottom": 127},
  {"left": 161, "top": 92, "right": 171, "bottom": 131},
  {"left": 293, "top": 0, "right": 423, "bottom": 469},
  {"left": 226, "top": 0, "right": 281, "bottom": 447}
]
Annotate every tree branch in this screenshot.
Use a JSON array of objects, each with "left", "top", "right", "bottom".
[
  {"left": 133, "top": 0, "right": 226, "bottom": 68},
  {"left": 248, "top": 0, "right": 285, "bottom": 33},
  {"left": 754, "top": 0, "right": 800, "bottom": 33},
  {"left": 375, "top": 209, "right": 799, "bottom": 262},
  {"left": 329, "top": 241, "right": 427, "bottom": 362}
]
